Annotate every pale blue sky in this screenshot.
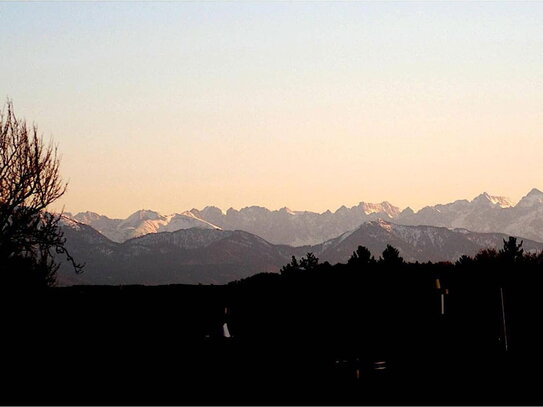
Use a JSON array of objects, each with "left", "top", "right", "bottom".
[{"left": 1, "top": 2, "right": 542, "bottom": 217}]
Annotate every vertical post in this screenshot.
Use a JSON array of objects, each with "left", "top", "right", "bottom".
[
  {"left": 436, "top": 279, "right": 446, "bottom": 316},
  {"left": 500, "top": 287, "right": 508, "bottom": 352}
]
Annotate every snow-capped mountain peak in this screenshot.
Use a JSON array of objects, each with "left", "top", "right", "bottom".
[
  {"left": 356, "top": 201, "right": 401, "bottom": 217},
  {"left": 125, "top": 209, "right": 164, "bottom": 223},
  {"left": 69, "top": 208, "right": 220, "bottom": 242},
  {"left": 73, "top": 211, "right": 112, "bottom": 223},
  {"left": 279, "top": 207, "right": 297, "bottom": 215},
  {"left": 516, "top": 188, "right": 543, "bottom": 208},
  {"left": 472, "top": 192, "right": 512, "bottom": 208}
]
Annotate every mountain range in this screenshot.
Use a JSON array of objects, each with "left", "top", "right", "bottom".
[
  {"left": 397, "top": 189, "right": 543, "bottom": 241},
  {"left": 58, "top": 218, "right": 287, "bottom": 285},
  {"left": 65, "top": 188, "right": 543, "bottom": 246},
  {"left": 57, "top": 217, "right": 543, "bottom": 286}
]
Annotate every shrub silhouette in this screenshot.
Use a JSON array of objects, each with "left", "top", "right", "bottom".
[
  {"left": 499, "top": 236, "right": 524, "bottom": 263},
  {"left": 299, "top": 252, "right": 319, "bottom": 271},
  {"left": 380, "top": 244, "right": 403, "bottom": 265},
  {"left": 280, "top": 255, "right": 300, "bottom": 275},
  {"left": 348, "top": 245, "right": 375, "bottom": 267},
  {"left": 280, "top": 252, "right": 319, "bottom": 275}
]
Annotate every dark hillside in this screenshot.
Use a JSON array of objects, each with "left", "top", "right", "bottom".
[{"left": 3, "top": 242, "right": 543, "bottom": 405}]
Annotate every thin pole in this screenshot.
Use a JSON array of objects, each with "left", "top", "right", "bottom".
[{"left": 500, "top": 287, "right": 508, "bottom": 352}]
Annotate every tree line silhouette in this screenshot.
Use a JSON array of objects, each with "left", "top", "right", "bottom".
[
  {"left": 3, "top": 237, "right": 543, "bottom": 404},
  {"left": 224, "top": 237, "right": 543, "bottom": 404}
]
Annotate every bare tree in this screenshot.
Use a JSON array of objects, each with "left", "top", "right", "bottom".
[{"left": 0, "top": 100, "right": 81, "bottom": 287}]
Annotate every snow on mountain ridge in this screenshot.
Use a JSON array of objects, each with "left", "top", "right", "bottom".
[
  {"left": 126, "top": 228, "right": 232, "bottom": 250},
  {"left": 69, "top": 209, "right": 220, "bottom": 243},
  {"left": 357, "top": 201, "right": 401, "bottom": 217},
  {"left": 67, "top": 188, "right": 542, "bottom": 245},
  {"left": 472, "top": 192, "right": 513, "bottom": 208},
  {"left": 59, "top": 215, "right": 83, "bottom": 230}
]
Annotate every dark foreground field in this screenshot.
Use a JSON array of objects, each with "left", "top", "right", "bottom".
[{"left": 3, "top": 260, "right": 543, "bottom": 405}]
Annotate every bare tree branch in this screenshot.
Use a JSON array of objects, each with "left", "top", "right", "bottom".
[{"left": 0, "top": 100, "right": 82, "bottom": 287}]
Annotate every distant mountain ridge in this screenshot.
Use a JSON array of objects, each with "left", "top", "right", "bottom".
[
  {"left": 66, "top": 201, "right": 403, "bottom": 246},
  {"left": 58, "top": 217, "right": 543, "bottom": 286},
  {"left": 69, "top": 209, "right": 221, "bottom": 243},
  {"left": 396, "top": 188, "right": 543, "bottom": 243},
  {"left": 58, "top": 220, "right": 286, "bottom": 286},
  {"left": 66, "top": 188, "right": 543, "bottom": 246}
]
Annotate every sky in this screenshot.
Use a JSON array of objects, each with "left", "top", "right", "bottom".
[{"left": 1, "top": 1, "right": 542, "bottom": 218}]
